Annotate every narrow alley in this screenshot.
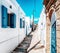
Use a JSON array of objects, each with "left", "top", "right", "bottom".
[{"left": 0, "top": 0, "right": 60, "bottom": 53}]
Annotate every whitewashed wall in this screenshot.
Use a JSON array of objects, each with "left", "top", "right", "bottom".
[
  {"left": 38, "top": 6, "right": 46, "bottom": 47},
  {"left": 0, "top": 0, "right": 26, "bottom": 53},
  {"left": 0, "top": 0, "right": 18, "bottom": 53}
]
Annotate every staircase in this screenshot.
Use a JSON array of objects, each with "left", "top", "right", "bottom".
[{"left": 12, "top": 33, "right": 32, "bottom": 53}]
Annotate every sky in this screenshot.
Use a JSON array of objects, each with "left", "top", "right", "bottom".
[{"left": 17, "top": 0, "right": 43, "bottom": 24}]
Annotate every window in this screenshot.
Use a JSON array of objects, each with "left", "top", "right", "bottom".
[
  {"left": 20, "top": 18, "right": 22, "bottom": 28},
  {"left": 1, "top": 5, "right": 16, "bottom": 28},
  {"left": 8, "top": 13, "right": 16, "bottom": 28}
]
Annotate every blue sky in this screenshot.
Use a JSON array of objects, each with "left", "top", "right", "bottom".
[{"left": 17, "top": 0, "right": 43, "bottom": 24}]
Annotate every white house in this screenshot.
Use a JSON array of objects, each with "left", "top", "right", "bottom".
[{"left": 0, "top": 0, "right": 31, "bottom": 53}]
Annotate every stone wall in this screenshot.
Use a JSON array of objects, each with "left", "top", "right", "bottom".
[{"left": 55, "top": 0, "right": 60, "bottom": 53}]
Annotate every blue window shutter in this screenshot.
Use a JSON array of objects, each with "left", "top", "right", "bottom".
[
  {"left": 20, "top": 18, "right": 22, "bottom": 28},
  {"left": 10, "top": 14, "right": 16, "bottom": 28},
  {"left": 23, "top": 20, "right": 25, "bottom": 28},
  {"left": 2, "top": 5, "right": 7, "bottom": 28}
]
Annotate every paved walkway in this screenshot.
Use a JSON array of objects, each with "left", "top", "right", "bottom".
[{"left": 27, "top": 27, "right": 46, "bottom": 53}]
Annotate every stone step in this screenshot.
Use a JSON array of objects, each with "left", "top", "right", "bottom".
[
  {"left": 24, "top": 37, "right": 32, "bottom": 41},
  {"left": 22, "top": 40, "right": 31, "bottom": 45},
  {"left": 20, "top": 43, "right": 29, "bottom": 47},
  {"left": 27, "top": 35, "right": 32, "bottom": 38},
  {"left": 18, "top": 45, "right": 29, "bottom": 49},
  {"left": 13, "top": 47, "right": 27, "bottom": 52},
  {"left": 12, "top": 51, "right": 25, "bottom": 53}
]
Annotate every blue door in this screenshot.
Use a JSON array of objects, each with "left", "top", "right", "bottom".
[
  {"left": 51, "top": 21, "right": 56, "bottom": 53},
  {"left": 2, "top": 5, "right": 7, "bottom": 28}
]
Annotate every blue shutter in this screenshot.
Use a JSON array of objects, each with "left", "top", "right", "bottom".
[
  {"left": 10, "top": 14, "right": 16, "bottom": 28},
  {"left": 23, "top": 20, "right": 25, "bottom": 28},
  {"left": 20, "top": 18, "right": 22, "bottom": 28},
  {"left": 2, "top": 5, "right": 7, "bottom": 28}
]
